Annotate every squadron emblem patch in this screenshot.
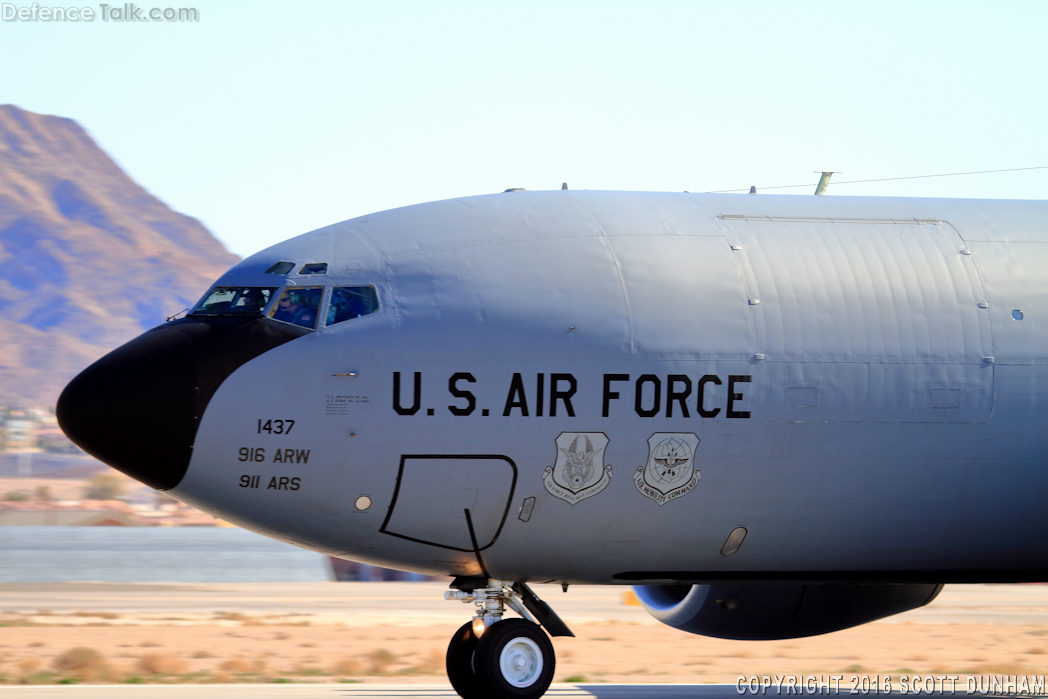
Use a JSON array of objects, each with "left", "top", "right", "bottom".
[
  {"left": 634, "top": 433, "right": 700, "bottom": 505},
  {"left": 543, "top": 432, "right": 613, "bottom": 505}
]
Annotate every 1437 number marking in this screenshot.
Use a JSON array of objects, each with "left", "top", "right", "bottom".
[{"left": 257, "top": 419, "right": 295, "bottom": 435}]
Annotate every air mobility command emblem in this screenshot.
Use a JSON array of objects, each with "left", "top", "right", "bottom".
[
  {"left": 543, "top": 432, "right": 613, "bottom": 505},
  {"left": 634, "top": 433, "right": 700, "bottom": 505}
]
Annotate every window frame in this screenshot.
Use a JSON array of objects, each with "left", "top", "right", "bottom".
[
  {"left": 190, "top": 286, "right": 279, "bottom": 317},
  {"left": 323, "top": 284, "right": 381, "bottom": 328},
  {"left": 264, "top": 261, "right": 296, "bottom": 275},
  {"left": 299, "top": 262, "right": 329, "bottom": 276}
]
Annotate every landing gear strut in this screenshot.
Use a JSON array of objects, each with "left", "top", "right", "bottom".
[{"left": 444, "top": 578, "right": 569, "bottom": 699}]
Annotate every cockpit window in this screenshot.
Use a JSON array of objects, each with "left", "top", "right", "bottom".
[
  {"left": 327, "top": 286, "right": 379, "bottom": 326},
  {"left": 265, "top": 261, "right": 296, "bottom": 275},
  {"left": 299, "top": 263, "right": 328, "bottom": 275},
  {"left": 268, "top": 286, "right": 323, "bottom": 329},
  {"left": 192, "top": 287, "right": 276, "bottom": 316}
]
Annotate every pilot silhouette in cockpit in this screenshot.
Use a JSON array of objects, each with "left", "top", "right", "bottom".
[
  {"left": 272, "top": 290, "right": 317, "bottom": 328},
  {"left": 236, "top": 289, "right": 268, "bottom": 313}
]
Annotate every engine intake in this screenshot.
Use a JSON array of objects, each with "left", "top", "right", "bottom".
[{"left": 633, "top": 583, "right": 943, "bottom": 640}]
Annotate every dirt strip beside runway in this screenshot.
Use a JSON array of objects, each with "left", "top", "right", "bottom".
[{"left": 1, "top": 583, "right": 1047, "bottom": 685}]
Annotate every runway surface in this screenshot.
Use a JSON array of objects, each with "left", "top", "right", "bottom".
[
  {"left": 0, "top": 684, "right": 1019, "bottom": 698},
  {"left": 1, "top": 581, "right": 1047, "bottom": 625}
]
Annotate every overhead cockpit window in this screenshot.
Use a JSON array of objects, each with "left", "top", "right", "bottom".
[
  {"left": 299, "top": 263, "right": 328, "bottom": 275},
  {"left": 192, "top": 287, "right": 277, "bottom": 316},
  {"left": 265, "top": 261, "right": 296, "bottom": 275},
  {"left": 327, "top": 286, "right": 379, "bottom": 326},
  {"left": 268, "top": 286, "right": 323, "bottom": 329}
]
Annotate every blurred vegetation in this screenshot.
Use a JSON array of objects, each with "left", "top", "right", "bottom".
[
  {"left": 52, "top": 647, "right": 110, "bottom": 681},
  {"left": 2, "top": 485, "right": 53, "bottom": 503},
  {"left": 82, "top": 474, "right": 124, "bottom": 500}
]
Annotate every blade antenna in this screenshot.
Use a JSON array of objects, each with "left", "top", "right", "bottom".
[{"left": 814, "top": 171, "right": 840, "bottom": 195}]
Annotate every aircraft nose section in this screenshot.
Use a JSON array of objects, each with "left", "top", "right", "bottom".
[
  {"left": 57, "top": 322, "right": 199, "bottom": 490},
  {"left": 57, "top": 317, "right": 310, "bottom": 490}
]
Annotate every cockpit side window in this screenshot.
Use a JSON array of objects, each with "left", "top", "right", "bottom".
[
  {"left": 192, "top": 287, "right": 277, "bottom": 316},
  {"left": 268, "top": 286, "right": 323, "bottom": 330},
  {"left": 327, "top": 286, "right": 379, "bottom": 326}
]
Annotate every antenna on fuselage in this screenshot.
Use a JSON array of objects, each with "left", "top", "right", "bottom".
[
  {"left": 814, "top": 171, "right": 840, "bottom": 195},
  {"left": 561, "top": 182, "right": 568, "bottom": 190}
]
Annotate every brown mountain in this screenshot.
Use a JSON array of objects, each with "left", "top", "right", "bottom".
[{"left": 0, "top": 105, "right": 239, "bottom": 406}]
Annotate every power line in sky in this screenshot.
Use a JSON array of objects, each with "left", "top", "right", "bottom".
[{"left": 705, "top": 165, "right": 1048, "bottom": 194}]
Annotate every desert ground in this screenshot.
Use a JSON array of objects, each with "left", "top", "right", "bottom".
[{"left": 0, "top": 582, "right": 1046, "bottom": 686}]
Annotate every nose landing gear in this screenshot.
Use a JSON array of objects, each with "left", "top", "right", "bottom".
[
  {"left": 446, "top": 620, "right": 487, "bottom": 699},
  {"left": 444, "top": 578, "right": 569, "bottom": 699},
  {"left": 474, "top": 618, "right": 555, "bottom": 696}
]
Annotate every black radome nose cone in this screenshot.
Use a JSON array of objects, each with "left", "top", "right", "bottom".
[{"left": 57, "top": 316, "right": 309, "bottom": 491}]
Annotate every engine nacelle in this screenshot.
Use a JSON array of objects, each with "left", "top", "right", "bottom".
[{"left": 633, "top": 583, "right": 943, "bottom": 640}]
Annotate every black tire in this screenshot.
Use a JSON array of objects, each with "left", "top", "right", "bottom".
[
  {"left": 474, "top": 618, "right": 555, "bottom": 699},
  {"left": 446, "top": 621, "right": 490, "bottom": 699}
]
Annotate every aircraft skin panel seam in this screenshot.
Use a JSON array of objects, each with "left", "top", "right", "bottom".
[
  {"left": 634, "top": 192, "right": 683, "bottom": 236},
  {"left": 716, "top": 219, "right": 991, "bottom": 363},
  {"left": 601, "top": 235, "right": 635, "bottom": 356}
]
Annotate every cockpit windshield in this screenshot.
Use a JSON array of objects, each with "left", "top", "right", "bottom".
[{"left": 192, "top": 287, "right": 277, "bottom": 316}]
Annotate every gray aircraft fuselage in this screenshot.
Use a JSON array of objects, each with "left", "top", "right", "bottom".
[{"left": 62, "top": 190, "right": 1048, "bottom": 586}]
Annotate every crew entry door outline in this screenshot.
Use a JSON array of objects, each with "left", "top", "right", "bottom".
[{"left": 380, "top": 454, "right": 518, "bottom": 552}]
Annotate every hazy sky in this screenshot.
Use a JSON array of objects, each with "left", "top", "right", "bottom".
[{"left": 3, "top": 1, "right": 1046, "bottom": 257}]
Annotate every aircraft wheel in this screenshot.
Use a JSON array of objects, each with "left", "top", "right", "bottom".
[
  {"left": 446, "top": 621, "right": 490, "bottom": 699},
  {"left": 474, "top": 618, "right": 555, "bottom": 699}
]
